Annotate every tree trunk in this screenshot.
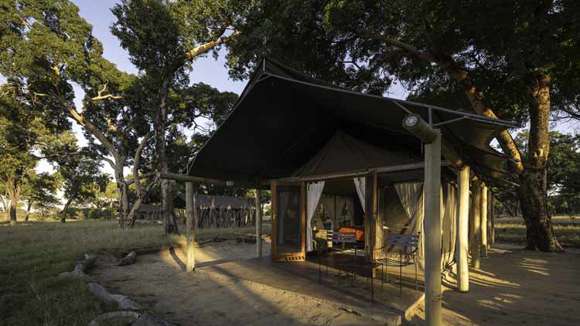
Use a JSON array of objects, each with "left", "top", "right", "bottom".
[
  {"left": 113, "top": 164, "right": 129, "bottom": 229},
  {"left": 518, "top": 73, "right": 562, "bottom": 251},
  {"left": 517, "top": 171, "right": 559, "bottom": 250},
  {"left": 128, "top": 133, "right": 152, "bottom": 227},
  {"left": 24, "top": 200, "right": 32, "bottom": 222},
  {"left": 156, "top": 79, "right": 177, "bottom": 234},
  {"left": 6, "top": 176, "right": 21, "bottom": 226},
  {"left": 61, "top": 198, "right": 73, "bottom": 223},
  {"left": 9, "top": 197, "right": 17, "bottom": 226}
]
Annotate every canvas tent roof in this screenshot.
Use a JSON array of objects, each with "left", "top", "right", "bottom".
[{"left": 188, "top": 59, "right": 515, "bottom": 183}]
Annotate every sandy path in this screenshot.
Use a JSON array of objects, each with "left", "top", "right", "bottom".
[
  {"left": 94, "top": 242, "right": 580, "bottom": 325},
  {"left": 94, "top": 242, "right": 390, "bottom": 326},
  {"left": 410, "top": 244, "right": 580, "bottom": 325}
]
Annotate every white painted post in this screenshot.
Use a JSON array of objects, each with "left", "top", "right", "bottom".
[
  {"left": 185, "top": 182, "right": 196, "bottom": 272},
  {"left": 255, "top": 188, "right": 263, "bottom": 257},
  {"left": 470, "top": 180, "right": 481, "bottom": 269},
  {"left": 456, "top": 165, "right": 470, "bottom": 292},
  {"left": 424, "top": 130, "right": 442, "bottom": 326},
  {"left": 480, "top": 183, "right": 488, "bottom": 257}
]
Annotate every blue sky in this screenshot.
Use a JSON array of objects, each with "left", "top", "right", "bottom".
[{"left": 73, "top": 0, "right": 245, "bottom": 93}]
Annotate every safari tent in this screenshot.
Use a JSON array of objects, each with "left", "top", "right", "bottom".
[{"left": 186, "top": 58, "right": 515, "bottom": 324}]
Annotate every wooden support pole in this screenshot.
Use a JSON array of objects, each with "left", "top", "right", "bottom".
[
  {"left": 423, "top": 130, "right": 442, "bottom": 326},
  {"left": 403, "top": 113, "right": 442, "bottom": 326},
  {"left": 456, "top": 165, "right": 470, "bottom": 292},
  {"left": 255, "top": 188, "right": 263, "bottom": 257},
  {"left": 490, "top": 194, "right": 495, "bottom": 246},
  {"left": 470, "top": 179, "right": 481, "bottom": 269},
  {"left": 185, "top": 182, "right": 196, "bottom": 272},
  {"left": 370, "top": 172, "right": 382, "bottom": 262},
  {"left": 480, "top": 183, "right": 488, "bottom": 257},
  {"left": 271, "top": 181, "right": 278, "bottom": 260}
]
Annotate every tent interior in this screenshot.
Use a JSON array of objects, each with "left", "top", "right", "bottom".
[{"left": 273, "top": 169, "right": 458, "bottom": 273}]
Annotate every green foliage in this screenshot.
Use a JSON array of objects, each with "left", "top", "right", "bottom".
[
  {"left": 548, "top": 132, "right": 580, "bottom": 213},
  {"left": 228, "top": 0, "right": 580, "bottom": 121},
  {"left": 21, "top": 171, "right": 62, "bottom": 213},
  {"left": 56, "top": 147, "right": 109, "bottom": 210},
  {"left": 495, "top": 131, "right": 580, "bottom": 214}
]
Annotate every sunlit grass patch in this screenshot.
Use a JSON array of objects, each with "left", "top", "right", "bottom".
[
  {"left": 0, "top": 219, "right": 268, "bottom": 325},
  {"left": 0, "top": 220, "right": 173, "bottom": 326},
  {"left": 495, "top": 215, "right": 580, "bottom": 248}
]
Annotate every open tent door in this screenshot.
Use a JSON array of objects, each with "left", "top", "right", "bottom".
[{"left": 271, "top": 181, "right": 306, "bottom": 261}]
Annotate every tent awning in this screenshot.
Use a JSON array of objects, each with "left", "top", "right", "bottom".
[{"left": 188, "top": 59, "right": 516, "bottom": 183}]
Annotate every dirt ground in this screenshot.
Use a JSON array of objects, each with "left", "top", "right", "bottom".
[
  {"left": 94, "top": 242, "right": 580, "bottom": 326},
  {"left": 411, "top": 243, "right": 580, "bottom": 325},
  {"left": 94, "top": 241, "right": 391, "bottom": 326}
]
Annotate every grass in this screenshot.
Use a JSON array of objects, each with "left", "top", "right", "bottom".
[
  {"left": 495, "top": 215, "right": 580, "bottom": 248},
  {"left": 0, "top": 219, "right": 265, "bottom": 326}
]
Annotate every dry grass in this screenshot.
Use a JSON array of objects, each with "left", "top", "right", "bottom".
[
  {"left": 0, "top": 219, "right": 264, "bottom": 326},
  {"left": 495, "top": 215, "right": 580, "bottom": 248}
]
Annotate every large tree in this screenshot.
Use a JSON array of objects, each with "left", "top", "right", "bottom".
[
  {"left": 0, "top": 80, "right": 69, "bottom": 224},
  {"left": 111, "top": 0, "right": 241, "bottom": 232},
  {"left": 227, "top": 0, "right": 580, "bottom": 251},
  {"left": 0, "top": 0, "right": 159, "bottom": 228}
]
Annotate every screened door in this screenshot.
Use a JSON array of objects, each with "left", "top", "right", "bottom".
[{"left": 271, "top": 181, "right": 306, "bottom": 261}]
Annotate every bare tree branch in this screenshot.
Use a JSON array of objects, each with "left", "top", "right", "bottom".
[
  {"left": 90, "top": 83, "right": 123, "bottom": 101},
  {"left": 185, "top": 31, "right": 240, "bottom": 61}
]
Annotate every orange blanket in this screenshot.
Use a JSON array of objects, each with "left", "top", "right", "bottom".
[{"left": 338, "top": 226, "right": 364, "bottom": 242}]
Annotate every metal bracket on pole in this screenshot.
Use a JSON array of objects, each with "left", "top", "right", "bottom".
[{"left": 403, "top": 114, "right": 438, "bottom": 144}]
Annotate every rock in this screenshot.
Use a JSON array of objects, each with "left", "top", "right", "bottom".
[
  {"left": 132, "top": 313, "right": 174, "bottom": 326},
  {"left": 88, "top": 282, "right": 141, "bottom": 310},
  {"left": 118, "top": 251, "right": 137, "bottom": 266}
]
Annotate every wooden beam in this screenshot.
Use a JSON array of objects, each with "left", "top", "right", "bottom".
[
  {"left": 158, "top": 172, "right": 231, "bottom": 186},
  {"left": 274, "top": 162, "right": 450, "bottom": 184},
  {"left": 185, "top": 182, "right": 196, "bottom": 272}
]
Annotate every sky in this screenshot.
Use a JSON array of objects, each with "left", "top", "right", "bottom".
[
  {"left": 31, "top": 0, "right": 580, "bottom": 176},
  {"left": 73, "top": 0, "right": 246, "bottom": 92}
]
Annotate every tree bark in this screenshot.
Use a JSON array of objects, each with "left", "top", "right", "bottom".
[
  {"left": 156, "top": 79, "right": 177, "bottom": 234},
  {"left": 6, "top": 176, "right": 21, "bottom": 225},
  {"left": 517, "top": 73, "right": 562, "bottom": 251},
  {"left": 127, "top": 133, "right": 151, "bottom": 227},
  {"left": 24, "top": 200, "right": 32, "bottom": 222},
  {"left": 9, "top": 197, "right": 17, "bottom": 226},
  {"left": 60, "top": 197, "right": 73, "bottom": 223},
  {"left": 113, "top": 162, "right": 129, "bottom": 229}
]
